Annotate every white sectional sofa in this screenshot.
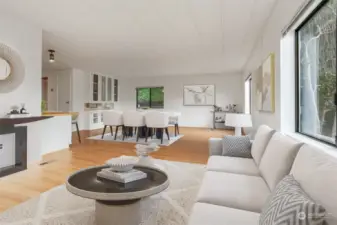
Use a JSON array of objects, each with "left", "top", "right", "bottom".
[{"left": 188, "top": 125, "right": 337, "bottom": 225}]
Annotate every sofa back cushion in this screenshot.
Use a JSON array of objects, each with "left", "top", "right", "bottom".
[
  {"left": 251, "top": 125, "right": 275, "bottom": 165},
  {"left": 259, "top": 132, "right": 303, "bottom": 190},
  {"left": 290, "top": 144, "right": 337, "bottom": 225}
]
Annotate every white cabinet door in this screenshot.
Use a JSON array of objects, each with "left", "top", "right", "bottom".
[
  {"left": 0, "top": 134, "right": 15, "bottom": 169},
  {"left": 101, "top": 75, "right": 107, "bottom": 102},
  {"left": 107, "top": 77, "right": 113, "bottom": 102},
  {"left": 90, "top": 74, "right": 100, "bottom": 102}
]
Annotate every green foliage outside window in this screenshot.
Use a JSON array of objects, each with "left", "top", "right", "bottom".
[{"left": 137, "top": 87, "right": 164, "bottom": 108}]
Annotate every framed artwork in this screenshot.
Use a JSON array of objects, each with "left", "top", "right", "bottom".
[
  {"left": 255, "top": 53, "right": 275, "bottom": 112},
  {"left": 183, "top": 84, "right": 215, "bottom": 106}
]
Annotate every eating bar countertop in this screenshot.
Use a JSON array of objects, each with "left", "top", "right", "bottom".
[{"left": 0, "top": 116, "right": 53, "bottom": 125}]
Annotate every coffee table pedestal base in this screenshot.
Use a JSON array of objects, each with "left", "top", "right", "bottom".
[{"left": 96, "top": 200, "right": 141, "bottom": 225}]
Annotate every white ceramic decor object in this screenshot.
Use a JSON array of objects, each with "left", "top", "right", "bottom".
[
  {"left": 105, "top": 156, "right": 137, "bottom": 172},
  {"left": 135, "top": 143, "right": 162, "bottom": 169},
  {"left": 0, "top": 57, "right": 11, "bottom": 80}
]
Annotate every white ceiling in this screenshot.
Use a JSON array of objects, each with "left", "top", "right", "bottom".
[{"left": 0, "top": 0, "right": 279, "bottom": 77}]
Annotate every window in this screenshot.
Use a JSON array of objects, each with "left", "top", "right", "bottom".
[
  {"left": 245, "top": 75, "right": 252, "bottom": 114},
  {"left": 296, "top": 0, "right": 337, "bottom": 144},
  {"left": 136, "top": 87, "right": 164, "bottom": 109}
]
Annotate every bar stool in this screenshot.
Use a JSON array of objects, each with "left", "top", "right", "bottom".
[
  {"left": 145, "top": 111, "right": 170, "bottom": 144},
  {"left": 71, "top": 112, "right": 81, "bottom": 143},
  {"left": 122, "top": 111, "right": 146, "bottom": 141},
  {"left": 102, "top": 110, "right": 123, "bottom": 140}
]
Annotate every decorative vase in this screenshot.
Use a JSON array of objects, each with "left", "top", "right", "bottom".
[{"left": 135, "top": 143, "right": 160, "bottom": 168}]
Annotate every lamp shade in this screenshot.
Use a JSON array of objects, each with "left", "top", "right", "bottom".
[{"left": 225, "top": 113, "right": 252, "bottom": 127}]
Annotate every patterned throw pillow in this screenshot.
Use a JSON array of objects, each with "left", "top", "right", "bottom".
[
  {"left": 222, "top": 135, "right": 252, "bottom": 158},
  {"left": 260, "top": 175, "right": 326, "bottom": 225}
]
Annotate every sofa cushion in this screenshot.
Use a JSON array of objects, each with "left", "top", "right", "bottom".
[
  {"left": 207, "top": 155, "right": 260, "bottom": 176},
  {"left": 260, "top": 175, "right": 326, "bottom": 225},
  {"left": 251, "top": 125, "right": 275, "bottom": 165},
  {"left": 290, "top": 144, "right": 337, "bottom": 225},
  {"left": 222, "top": 135, "right": 252, "bottom": 158},
  {"left": 188, "top": 203, "right": 260, "bottom": 225},
  {"left": 259, "top": 132, "right": 302, "bottom": 190},
  {"left": 196, "top": 171, "right": 270, "bottom": 213}
]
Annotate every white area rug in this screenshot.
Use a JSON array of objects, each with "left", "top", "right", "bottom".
[
  {"left": 88, "top": 133, "right": 184, "bottom": 146},
  {"left": 0, "top": 159, "right": 205, "bottom": 225}
]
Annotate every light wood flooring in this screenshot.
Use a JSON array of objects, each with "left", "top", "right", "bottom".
[{"left": 0, "top": 127, "right": 231, "bottom": 212}]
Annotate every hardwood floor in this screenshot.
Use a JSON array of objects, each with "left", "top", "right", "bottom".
[{"left": 0, "top": 127, "right": 232, "bottom": 212}]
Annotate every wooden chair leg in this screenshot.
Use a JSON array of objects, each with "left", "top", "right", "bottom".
[
  {"left": 145, "top": 127, "right": 149, "bottom": 142},
  {"left": 161, "top": 128, "right": 164, "bottom": 144},
  {"left": 165, "top": 127, "right": 170, "bottom": 140},
  {"left": 101, "top": 125, "right": 107, "bottom": 139},
  {"left": 76, "top": 122, "right": 81, "bottom": 143},
  {"left": 174, "top": 124, "right": 177, "bottom": 136},
  {"left": 136, "top": 127, "right": 140, "bottom": 142},
  {"left": 114, "top": 126, "right": 119, "bottom": 140},
  {"left": 122, "top": 126, "right": 126, "bottom": 141},
  {"left": 110, "top": 126, "right": 113, "bottom": 136}
]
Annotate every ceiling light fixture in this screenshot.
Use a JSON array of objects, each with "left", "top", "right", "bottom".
[{"left": 48, "top": 49, "right": 55, "bottom": 63}]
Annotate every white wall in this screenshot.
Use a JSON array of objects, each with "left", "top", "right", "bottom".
[
  {"left": 242, "top": 0, "right": 306, "bottom": 130},
  {"left": 71, "top": 69, "right": 90, "bottom": 130},
  {"left": 115, "top": 73, "right": 243, "bottom": 128},
  {"left": 243, "top": 0, "right": 305, "bottom": 130},
  {"left": 0, "top": 11, "right": 42, "bottom": 116}
]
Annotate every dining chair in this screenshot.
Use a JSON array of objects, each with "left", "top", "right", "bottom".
[
  {"left": 122, "top": 111, "right": 146, "bottom": 141},
  {"left": 102, "top": 110, "right": 124, "bottom": 140},
  {"left": 145, "top": 111, "right": 170, "bottom": 144},
  {"left": 169, "top": 112, "right": 181, "bottom": 136}
]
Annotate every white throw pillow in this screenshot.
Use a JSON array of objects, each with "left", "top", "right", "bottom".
[
  {"left": 259, "top": 132, "right": 303, "bottom": 190},
  {"left": 251, "top": 125, "right": 275, "bottom": 165}
]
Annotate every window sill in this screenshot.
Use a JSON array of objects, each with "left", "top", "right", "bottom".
[{"left": 286, "top": 132, "right": 337, "bottom": 153}]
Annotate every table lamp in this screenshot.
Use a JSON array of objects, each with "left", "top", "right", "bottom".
[{"left": 225, "top": 113, "right": 252, "bottom": 136}]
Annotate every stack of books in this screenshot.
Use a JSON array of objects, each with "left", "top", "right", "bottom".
[{"left": 97, "top": 168, "right": 147, "bottom": 183}]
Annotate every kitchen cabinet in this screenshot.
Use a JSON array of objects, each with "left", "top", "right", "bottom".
[
  {"left": 84, "top": 111, "right": 104, "bottom": 130},
  {"left": 89, "top": 73, "right": 114, "bottom": 103}
]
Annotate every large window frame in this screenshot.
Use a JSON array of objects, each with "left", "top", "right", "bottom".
[
  {"left": 136, "top": 87, "right": 164, "bottom": 109},
  {"left": 295, "top": 0, "right": 337, "bottom": 146}
]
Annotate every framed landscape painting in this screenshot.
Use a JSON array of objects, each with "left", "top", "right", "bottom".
[{"left": 183, "top": 84, "right": 215, "bottom": 106}]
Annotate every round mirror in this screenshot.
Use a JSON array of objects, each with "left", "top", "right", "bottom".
[{"left": 0, "top": 57, "right": 11, "bottom": 80}]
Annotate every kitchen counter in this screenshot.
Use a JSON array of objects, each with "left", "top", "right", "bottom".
[
  {"left": 42, "top": 111, "right": 78, "bottom": 117},
  {"left": 0, "top": 116, "right": 53, "bottom": 125}
]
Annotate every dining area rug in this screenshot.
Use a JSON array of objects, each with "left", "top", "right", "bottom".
[
  {"left": 88, "top": 133, "right": 184, "bottom": 146},
  {"left": 0, "top": 159, "right": 205, "bottom": 225}
]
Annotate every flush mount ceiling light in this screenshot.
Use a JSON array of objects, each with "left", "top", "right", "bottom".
[{"left": 48, "top": 49, "right": 55, "bottom": 63}]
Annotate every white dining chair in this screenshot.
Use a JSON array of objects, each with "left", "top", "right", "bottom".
[
  {"left": 123, "top": 111, "right": 146, "bottom": 141},
  {"left": 102, "top": 110, "right": 123, "bottom": 140},
  {"left": 169, "top": 112, "right": 181, "bottom": 136},
  {"left": 145, "top": 111, "right": 170, "bottom": 144}
]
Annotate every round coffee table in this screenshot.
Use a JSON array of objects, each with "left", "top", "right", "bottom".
[{"left": 66, "top": 165, "right": 169, "bottom": 225}]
